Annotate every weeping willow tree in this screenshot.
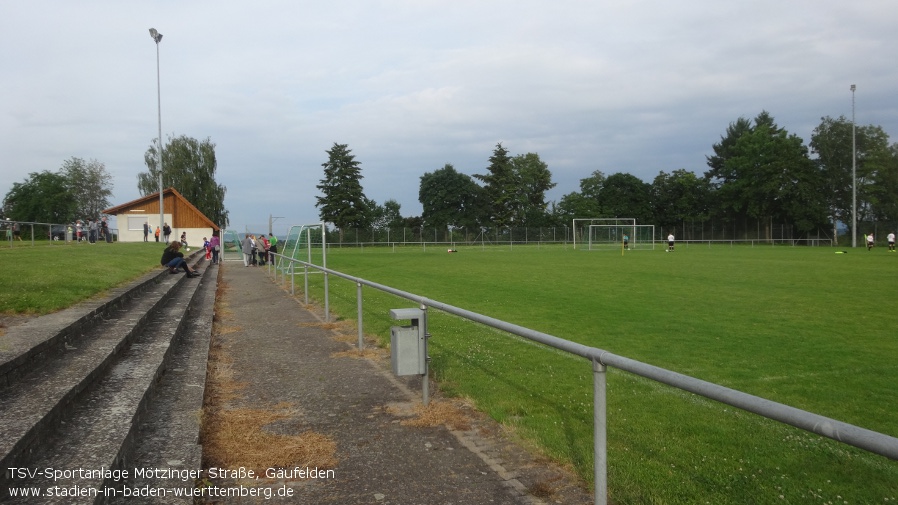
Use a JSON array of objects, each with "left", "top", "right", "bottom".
[{"left": 138, "top": 134, "right": 229, "bottom": 228}]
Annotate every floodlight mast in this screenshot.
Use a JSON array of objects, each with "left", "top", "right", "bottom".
[
  {"left": 150, "top": 28, "right": 164, "bottom": 237},
  {"left": 850, "top": 84, "right": 857, "bottom": 248}
]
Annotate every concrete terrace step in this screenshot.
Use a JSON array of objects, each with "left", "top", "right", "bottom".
[
  {"left": 108, "top": 265, "right": 217, "bottom": 504},
  {"left": 0, "top": 255, "right": 214, "bottom": 503}
]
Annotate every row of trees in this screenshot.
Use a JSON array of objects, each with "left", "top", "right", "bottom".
[
  {"left": 2, "top": 135, "right": 229, "bottom": 230},
  {"left": 1, "top": 157, "right": 113, "bottom": 224},
  {"left": 315, "top": 112, "right": 898, "bottom": 241}
]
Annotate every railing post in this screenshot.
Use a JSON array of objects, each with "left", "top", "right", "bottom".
[
  {"left": 324, "top": 272, "right": 330, "bottom": 322},
  {"left": 593, "top": 358, "right": 607, "bottom": 505},
  {"left": 304, "top": 265, "right": 309, "bottom": 305},
  {"left": 356, "top": 282, "right": 364, "bottom": 350},
  {"left": 421, "top": 304, "right": 430, "bottom": 406},
  {"left": 290, "top": 260, "right": 295, "bottom": 296}
]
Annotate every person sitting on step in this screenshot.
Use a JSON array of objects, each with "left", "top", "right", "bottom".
[{"left": 160, "top": 241, "right": 201, "bottom": 277}]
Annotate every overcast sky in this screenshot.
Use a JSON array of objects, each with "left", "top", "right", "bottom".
[{"left": 2, "top": 1, "right": 895, "bottom": 234}]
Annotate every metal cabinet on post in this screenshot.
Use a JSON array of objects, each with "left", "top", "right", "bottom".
[{"left": 390, "top": 308, "right": 425, "bottom": 376}]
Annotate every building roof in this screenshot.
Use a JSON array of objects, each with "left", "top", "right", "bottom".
[{"left": 103, "top": 187, "right": 220, "bottom": 231}]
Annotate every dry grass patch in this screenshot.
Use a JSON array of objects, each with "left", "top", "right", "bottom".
[
  {"left": 329, "top": 332, "right": 356, "bottom": 344},
  {"left": 204, "top": 342, "right": 245, "bottom": 405},
  {"left": 400, "top": 400, "right": 472, "bottom": 431},
  {"left": 215, "top": 324, "right": 242, "bottom": 336},
  {"left": 299, "top": 320, "right": 353, "bottom": 332},
  {"left": 331, "top": 348, "right": 385, "bottom": 360},
  {"left": 203, "top": 404, "right": 337, "bottom": 475},
  {"left": 527, "top": 474, "right": 566, "bottom": 499}
]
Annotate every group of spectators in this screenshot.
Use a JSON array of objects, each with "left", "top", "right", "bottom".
[
  {"left": 72, "top": 218, "right": 112, "bottom": 243},
  {"left": 4, "top": 221, "right": 24, "bottom": 241},
  {"left": 143, "top": 222, "right": 174, "bottom": 243},
  {"left": 241, "top": 233, "right": 278, "bottom": 267}
]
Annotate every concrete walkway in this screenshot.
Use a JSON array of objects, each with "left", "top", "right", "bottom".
[{"left": 207, "top": 261, "right": 591, "bottom": 505}]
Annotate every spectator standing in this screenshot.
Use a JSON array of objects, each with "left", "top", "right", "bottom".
[
  {"left": 143, "top": 222, "right": 150, "bottom": 242},
  {"left": 268, "top": 233, "right": 278, "bottom": 263},
  {"left": 76, "top": 220, "right": 84, "bottom": 242},
  {"left": 210, "top": 232, "right": 221, "bottom": 264},
  {"left": 258, "top": 234, "right": 270, "bottom": 266},
  {"left": 88, "top": 220, "right": 98, "bottom": 244},
  {"left": 241, "top": 234, "right": 254, "bottom": 267},
  {"left": 163, "top": 223, "right": 171, "bottom": 243},
  {"left": 203, "top": 237, "right": 212, "bottom": 260},
  {"left": 155, "top": 226, "right": 161, "bottom": 242},
  {"left": 101, "top": 217, "right": 111, "bottom": 243},
  {"left": 12, "top": 222, "right": 22, "bottom": 241}
]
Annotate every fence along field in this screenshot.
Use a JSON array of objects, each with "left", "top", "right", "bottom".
[{"left": 312, "top": 244, "right": 898, "bottom": 504}]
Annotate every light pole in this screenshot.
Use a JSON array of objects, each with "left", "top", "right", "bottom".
[
  {"left": 269, "top": 214, "right": 284, "bottom": 236},
  {"left": 851, "top": 84, "right": 857, "bottom": 248},
  {"left": 149, "top": 28, "right": 164, "bottom": 237}
]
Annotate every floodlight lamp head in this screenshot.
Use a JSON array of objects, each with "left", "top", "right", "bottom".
[
  {"left": 850, "top": 84, "right": 856, "bottom": 92},
  {"left": 149, "top": 28, "right": 162, "bottom": 43}
]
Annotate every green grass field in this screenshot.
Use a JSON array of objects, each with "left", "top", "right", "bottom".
[
  {"left": 308, "top": 244, "right": 898, "bottom": 504},
  {"left": 0, "top": 241, "right": 166, "bottom": 313}
]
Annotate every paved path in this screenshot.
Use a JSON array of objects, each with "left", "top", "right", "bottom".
[{"left": 207, "top": 262, "right": 590, "bottom": 504}]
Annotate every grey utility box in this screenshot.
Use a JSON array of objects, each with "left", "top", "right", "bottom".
[{"left": 390, "top": 308, "right": 425, "bottom": 376}]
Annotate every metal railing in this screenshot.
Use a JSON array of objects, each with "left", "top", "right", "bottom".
[
  {"left": 266, "top": 251, "right": 898, "bottom": 505},
  {"left": 3, "top": 220, "right": 117, "bottom": 246}
]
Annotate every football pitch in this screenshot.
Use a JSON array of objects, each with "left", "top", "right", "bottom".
[{"left": 317, "top": 244, "right": 898, "bottom": 504}]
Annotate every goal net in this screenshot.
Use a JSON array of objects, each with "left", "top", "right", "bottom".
[
  {"left": 573, "top": 218, "right": 636, "bottom": 250},
  {"left": 277, "top": 222, "right": 329, "bottom": 273},
  {"left": 587, "top": 224, "right": 656, "bottom": 251}
]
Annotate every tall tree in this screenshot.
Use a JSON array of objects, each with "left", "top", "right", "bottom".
[
  {"left": 578, "top": 170, "right": 606, "bottom": 204},
  {"left": 369, "top": 199, "right": 404, "bottom": 230},
  {"left": 553, "top": 170, "right": 606, "bottom": 222},
  {"left": 509, "top": 153, "right": 556, "bottom": 226},
  {"left": 810, "top": 116, "right": 893, "bottom": 237},
  {"left": 705, "top": 116, "right": 754, "bottom": 185},
  {"left": 60, "top": 157, "right": 113, "bottom": 219},
  {"left": 473, "top": 143, "right": 515, "bottom": 226},
  {"left": 599, "top": 172, "right": 652, "bottom": 222},
  {"left": 140, "top": 135, "right": 229, "bottom": 227},
  {"left": 651, "top": 169, "right": 711, "bottom": 229},
  {"left": 316, "top": 143, "right": 370, "bottom": 235},
  {"left": 2, "top": 171, "right": 77, "bottom": 223},
  {"left": 419, "top": 164, "right": 486, "bottom": 230},
  {"left": 708, "top": 111, "right": 826, "bottom": 238},
  {"left": 554, "top": 192, "right": 600, "bottom": 222},
  {"left": 869, "top": 144, "right": 898, "bottom": 222}
]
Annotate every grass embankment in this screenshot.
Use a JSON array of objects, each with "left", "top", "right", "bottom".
[
  {"left": 0, "top": 241, "right": 165, "bottom": 314},
  {"left": 301, "top": 244, "right": 898, "bottom": 504}
]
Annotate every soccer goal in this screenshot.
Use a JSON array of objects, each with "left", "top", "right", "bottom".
[
  {"left": 587, "top": 224, "right": 656, "bottom": 251},
  {"left": 220, "top": 230, "right": 243, "bottom": 261},
  {"left": 572, "top": 218, "right": 636, "bottom": 250},
  {"left": 281, "top": 222, "right": 327, "bottom": 271}
]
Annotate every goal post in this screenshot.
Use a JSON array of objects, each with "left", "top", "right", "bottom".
[
  {"left": 587, "top": 224, "right": 656, "bottom": 251},
  {"left": 572, "top": 218, "right": 636, "bottom": 250},
  {"left": 281, "top": 222, "right": 327, "bottom": 272}
]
